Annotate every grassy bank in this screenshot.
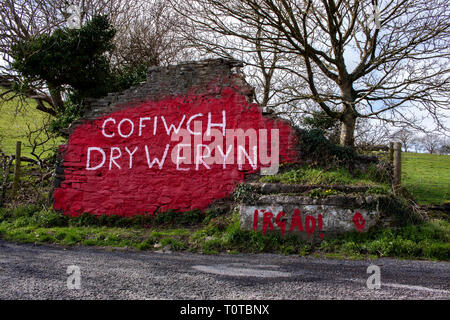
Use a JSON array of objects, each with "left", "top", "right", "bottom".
[
  {"left": 0, "top": 92, "right": 62, "bottom": 157},
  {"left": 0, "top": 205, "right": 448, "bottom": 261},
  {"left": 259, "top": 165, "right": 387, "bottom": 186},
  {"left": 258, "top": 165, "right": 391, "bottom": 198},
  {"left": 402, "top": 152, "right": 450, "bottom": 205}
]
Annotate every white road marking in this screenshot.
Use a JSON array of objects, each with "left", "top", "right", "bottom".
[
  {"left": 192, "top": 264, "right": 291, "bottom": 278},
  {"left": 382, "top": 282, "right": 450, "bottom": 294},
  {"left": 346, "top": 278, "right": 450, "bottom": 295}
]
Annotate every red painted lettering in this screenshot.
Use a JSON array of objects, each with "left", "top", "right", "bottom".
[
  {"left": 352, "top": 211, "right": 365, "bottom": 232},
  {"left": 262, "top": 211, "right": 274, "bottom": 235},
  {"left": 275, "top": 211, "right": 286, "bottom": 236},
  {"left": 253, "top": 210, "right": 259, "bottom": 231},
  {"left": 289, "top": 209, "right": 304, "bottom": 232},
  {"left": 318, "top": 213, "right": 324, "bottom": 239},
  {"left": 305, "top": 215, "right": 316, "bottom": 235}
]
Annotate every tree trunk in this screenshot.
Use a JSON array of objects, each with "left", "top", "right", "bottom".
[
  {"left": 48, "top": 84, "right": 65, "bottom": 112},
  {"left": 339, "top": 113, "right": 356, "bottom": 146},
  {"left": 339, "top": 82, "right": 357, "bottom": 147}
]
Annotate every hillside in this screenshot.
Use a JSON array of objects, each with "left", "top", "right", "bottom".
[
  {"left": 402, "top": 152, "right": 450, "bottom": 205},
  {"left": 0, "top": 92, "right": 62, "bottom": 158}
]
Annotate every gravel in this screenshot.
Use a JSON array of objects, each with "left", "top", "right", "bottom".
[{"left": 0, "top": 240, "right": 448, "bottom": 300}]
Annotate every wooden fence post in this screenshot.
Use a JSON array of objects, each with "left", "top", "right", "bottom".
[
  {"left": 11, "top": 141, "right": 21, "bottom": 199},
  {"left": 393, "top": 142, "right": 402, "bottom": 193},
  {"left": 389, "top": 142, "right": 394, "bottom": 163},
  {"left": 0, "top": 155, "right": 13, "bottom": 207}
]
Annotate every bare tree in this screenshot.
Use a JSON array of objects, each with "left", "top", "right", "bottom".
[
  {"left": 439, "top": 140, "right": 450, "bottom": 155},
  {"left": 419, "top": 133, "right": 443, "bottom": 154},
  {"left": 23, "top": 116, "right": 59, "bottom": 166},
  {"left": 0, "top": 0, "right": 66, "bottom": 116},
  {"left": 390, "top": 128, "right": 415, "bottom": 152},
  {"left": 112, "top": 1, "right": 188, "bottom": 69},
  {"left": 170, "top": 1, "right": 301, "bottom": 109},
  {"left": 0, "top": 0, "right": 186, "bottom": 117},
  {"left": 171, "top": 0, "right": 450, "bottom": 146},
  {"left": 354, "top": 118, "right": 391, "bottom": 148}
]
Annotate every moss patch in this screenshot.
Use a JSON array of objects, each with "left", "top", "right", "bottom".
[{"left": 260, "top": 165, "right": 388, "bottom": 187}]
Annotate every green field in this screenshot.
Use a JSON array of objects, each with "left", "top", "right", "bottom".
[
  {"left": 402, "top": 152, "right": 450, "bottom": 205},
  {"left": 0, "top": 93, "right": 62, "bottom": 158}
]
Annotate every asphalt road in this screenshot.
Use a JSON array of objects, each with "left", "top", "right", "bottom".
[{"left": 0, "top": 240, "right": 448, "bottom": 300}]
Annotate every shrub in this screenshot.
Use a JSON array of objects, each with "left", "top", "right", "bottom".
[
  {"left": 421, "top": 241, "right": 450, "bottom": 260},
  {"left": 202, "top": 238, "right": 223, "bottom": 254},
  {"left": 378, "top": 196, "right": 423, "bottom": 226},
  {"left": 12, "top": 216, "right": 35, "bottom": 228},
  {"left": 154, "top": 209, "right": 204, "bottom": 226},
  {"left": 366, "top": 162, "right": 392, "bottom": 184},
  {"left": 296, "top": 129, "right": 356, "bottom": 168},
  {"left": 160, "top": 238, "right": 187, "bottom": 251},
  {"left": 12, "top": 205, "right": 39, "bottom": 218},
  {"left": 0, "top": 208, "right": 12, "bottom": 221},
  {"left": 232, "top": 183, "right": 259, "bottom": 204},
  {"left": 33, "top": 209, "right": 68, "bottom": 227}
]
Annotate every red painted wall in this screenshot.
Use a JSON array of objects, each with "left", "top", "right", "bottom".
[{"left": 54, "top": 87, "right": 299, "bottom": 216}]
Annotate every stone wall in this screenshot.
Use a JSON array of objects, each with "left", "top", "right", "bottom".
[
  {"left": 53, "top": 59, "right": 301, "bottom": 217},
  {"left": 240, "top": 193, "right": 388, "bottom": 242},
  {"left": 63, "top": 59, "right": 255, "bottom": 132}
]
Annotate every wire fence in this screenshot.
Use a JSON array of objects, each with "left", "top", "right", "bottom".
[
  {"left": 401, "top": 152, "right": 450, "bottom": 206},
  {"left": 357, "top": 145, "right": 449, "bottom": 206}
]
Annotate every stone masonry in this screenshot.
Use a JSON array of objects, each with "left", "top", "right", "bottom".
[{"left": 53, "top": 59, "right": 301, "bottom": 216}]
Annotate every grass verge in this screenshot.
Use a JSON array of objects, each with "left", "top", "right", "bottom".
[{"left": 0, "top": 205, "right": 448, "bottom": 261}]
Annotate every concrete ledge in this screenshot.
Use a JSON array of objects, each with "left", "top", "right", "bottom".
[
  {"left": 254, "top": 194, "right": 380, "bottom": 207},
  {"left": 240, "top": 195, "right": 388, "bottom": 241},
  {"left": 249, "top": 183, "right": 372, "bottom": 194}
]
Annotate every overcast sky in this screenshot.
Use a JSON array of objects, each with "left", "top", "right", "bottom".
[{"left": 1, "top": 1, "right": 448, "bottom": 137}]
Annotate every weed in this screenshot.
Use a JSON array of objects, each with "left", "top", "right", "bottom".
[
  {"left": 232, "top": 183, "right": 259, "bottom": 204},
  {"left": 160, "top": 238, "right": 187, "bottom": 251}
]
